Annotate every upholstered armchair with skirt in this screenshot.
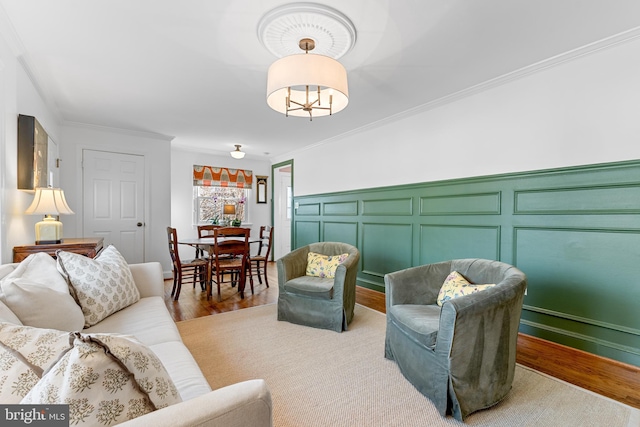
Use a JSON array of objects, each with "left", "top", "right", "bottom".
[
  {"left": 277, "top": 242, "right": 360, "bottom": 332},
  {"left": 384, "top": 258, "right": 527, "bottom": 422}
]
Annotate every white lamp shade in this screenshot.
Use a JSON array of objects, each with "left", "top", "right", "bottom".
[
  {"left": 230, "top": 150, "right": 245, "bottom": 159},
  {"left": 266, "top": 53, "right": 349, "bottom": 117},
  {"left": 25, "top": 188, "right": 75, "bottom": 216}
]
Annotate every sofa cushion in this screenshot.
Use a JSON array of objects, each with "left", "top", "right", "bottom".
[
  {"left": 22, "top": 332, "right": 182, "bottom": 425},
  {"left": 0, "top": 323, "right": 72, "bottom": 403},
  {"left": 0, "top": 299, "right": 21, "bottom": 325},
  {"left": 57, "top": 245, "right": 141, "bottom": 327},
  {"left": 149, "top": 341, "right": 212, "bottom": 401},
  {"left": 84, "top": 297, "right": 182, "bottom": 346},
  {"left": 437, "top": 271, "right": 495, "bottom": 306},
  {"left": 305, "top": 252, "right": 348, "bottom": 279},
  {"left": 284, "top": 276, "right": 334, "bottom": 299},
  {"left": 0, "top": 253, "right": 84, "bottom": 330},
  {"left": 388, "top": 304, "right": 441, "bottom": 349}
]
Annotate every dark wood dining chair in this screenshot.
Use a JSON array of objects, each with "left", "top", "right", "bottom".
[
  {"left": 249, "top": 226, "right": 274, "bottom": 288},
  {"left": 166, "top": 227, "right": 209, "bottom": 300},
  {"left": 210, "top": 227, "right": 251, "bottom": 302},
  {"left": 195, "top": 224, "right": 221, "bottom": 258}
]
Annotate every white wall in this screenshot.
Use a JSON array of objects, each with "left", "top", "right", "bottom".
[
  {"left": 170, "top": 147, "right": 272, "bottom": 271},
  {"left": 278, "top": 36, "right": 640, "bottom": 197},
  {"left": 0, "top": 33, "right": 61, "bottom": 262},
  {"left": 58, "top": 124, "right": 172, "bottom": 271}
]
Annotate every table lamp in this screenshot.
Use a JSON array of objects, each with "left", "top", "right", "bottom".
[
  {"left": 25, "top": 187, "right": 75, "bottom": 244},
  {"left": 223, "top": 203, "right": 236, "bottom": 225}
]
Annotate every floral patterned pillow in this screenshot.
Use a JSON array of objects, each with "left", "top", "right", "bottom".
[
  {"left": 0, "top": 322, "right": 72, "bottom": 403},
  {"left": 305, "top": 252, "right": 349, "bottom": 279},
  {"left": 57, "top": 245, "right": 141, "bottom": 327},
  {"left": 437, "top": 271, "right": 495, "bottom": 306},
  {"left": 22, "top": 332, "right": 181, "bottom": 426}
]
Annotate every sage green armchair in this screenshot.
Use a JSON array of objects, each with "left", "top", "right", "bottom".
[
  {"left": 384, "top": 259, "right": 527, "bottom": 422},
  {"left": 277, "top": 242, "right": 360, "bottom": 332}
]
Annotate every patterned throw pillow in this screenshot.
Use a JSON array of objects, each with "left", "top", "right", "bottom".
[
  {"left": 305, "top": 252, "right": 349, "bottom": 279},
  {"left": 0, "top": 323, "right": 72, "bottom": 403},
  {"left": 57, "top": 245, "right": 141, "bottom": 328},
  {"left": 437, "top": 271, "right": 496, "bottom": 306},
  {"left": 22, "top": 332, "right": 182, "bottom": 426}
]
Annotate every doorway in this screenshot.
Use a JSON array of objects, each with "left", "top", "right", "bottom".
[
  {"left": 82, "top": 149, "right": 145, "bottom": 263},
  {"left": 272, "top": 160, "right": 293, "bottom": 260}
]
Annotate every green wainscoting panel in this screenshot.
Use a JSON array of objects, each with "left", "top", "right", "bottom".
[
  {"left": 323, "top": 222, "right": 358, "bottom": 248},
  {"left": 361, "top": 223, "right": 413, "bottom": 281},
  {"left": 420, "top": 192, "right": 501, "bottom": 215},
  {"left": 420, "top": 225, "right": 500, "bottom": 264},
  {"left": 324, "top": 201, "right": 358, "bottom": 216},
  {"left": 514, "top": 184, "right": 640, "bottom": 214},
  {"left": 291, "top": 160, "right": 640, "bottom": 366},
  {"left": 362, "top": 198, "right": 413, "bottom": 216},
  {"left": 294, "top": 221, "right": 320, "bottom": 247}
]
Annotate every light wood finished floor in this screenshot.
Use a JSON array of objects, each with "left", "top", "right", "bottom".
[{"left": 163, "top": 262, "right": 638, "bottom": 409}]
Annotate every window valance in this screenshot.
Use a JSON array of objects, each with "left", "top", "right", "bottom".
[{"left": 193, "top": 165, "right": 253, "bottom": 188}]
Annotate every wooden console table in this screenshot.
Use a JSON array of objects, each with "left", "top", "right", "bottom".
[{"left": 13, "top": 237, "right": 104, "bottom": 262}]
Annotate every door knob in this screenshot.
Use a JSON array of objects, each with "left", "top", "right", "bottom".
[{"left": 137, "top": 222, "right": 143, "bottom": 227}]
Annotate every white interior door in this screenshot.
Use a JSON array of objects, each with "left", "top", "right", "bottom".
[
  {"left": 83, "top": 150, "right": 145, "bottom": 263},
  {"left": 274, "top": 166, "right": 291, "bottom": 259}
]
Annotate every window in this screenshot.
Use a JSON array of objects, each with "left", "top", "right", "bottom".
[{"left": 194, "top": 186, "right": 250, "bottom": 225}]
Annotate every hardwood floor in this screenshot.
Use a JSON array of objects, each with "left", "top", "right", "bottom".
[{"left": 164, "top": 262, "right": 639, "bottom": 409}]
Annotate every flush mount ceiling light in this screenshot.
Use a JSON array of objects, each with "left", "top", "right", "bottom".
[
  {"left": 230, "top": 144, "right": 245, "bottom": 159},
  {"left": 258, "top": 3, "right": 356, "bottom": 120}
]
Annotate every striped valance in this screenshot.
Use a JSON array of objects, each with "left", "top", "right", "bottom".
[{"left": 193, "top": 165, "right": 253, "bottom": 188}]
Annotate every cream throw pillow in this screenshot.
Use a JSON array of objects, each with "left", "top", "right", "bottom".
[
  {"left": 57, "top": 245, "right": 140, "bottom": 328},
  {"left": 437, "top": 271, "right": 495, "bottom": 306},
  {"left": 0, "top": 252, "right": 84, "bottom": 330},
  {"left": 22, "top": 332, "right": 182, "bottom": 425},
  {"left": 0, "top": 322, "right": 72, "bottom": 403}
]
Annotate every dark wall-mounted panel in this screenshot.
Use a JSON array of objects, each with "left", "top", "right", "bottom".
[
  {"left": 17, "top": 114, "right": 49, "bottom": 190},
  {"left": 291, "top": 160, "right": 640, "bottom": 366}
]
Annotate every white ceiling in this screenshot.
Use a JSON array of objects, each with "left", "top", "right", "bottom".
[{"left": 2, "top": 1, "right": 640, "bottom": 160}]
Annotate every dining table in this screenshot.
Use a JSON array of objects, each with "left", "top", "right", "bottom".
[{"left": 178, "top": 236, "right": 259, "bottom": 299}]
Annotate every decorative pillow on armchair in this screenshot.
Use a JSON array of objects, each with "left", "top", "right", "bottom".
[
  {"left": 57, "top": 245, "right": 140, "bottom": 327},
  {"left": 305, "top": 252, "right": 349, "bottom": 279},
  {"left": 437, "top": 271, "right": 495, "bottom": 306},
  {"left": 22, "top": 332, "right": 181, "bottom": 425}
]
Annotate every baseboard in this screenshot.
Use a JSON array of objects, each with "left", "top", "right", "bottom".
[{"left": 516, "top": 333, "right": 640, "bottom": 409}]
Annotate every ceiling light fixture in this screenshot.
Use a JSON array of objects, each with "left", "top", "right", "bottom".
[
  {"left": 259, "top": 3, "right": 356, "bottom": 121},
  {"left": 230, "top": 144, "right": 245, "bottom": 159}
]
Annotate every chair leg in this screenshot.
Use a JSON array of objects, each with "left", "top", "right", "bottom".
[
  {"left": 170, "top": 270, "right": 178, "bottom": 297},
  {"left": 263, "top": 261, "right": 269, "bottom": 288},
  {"left": 173, "top": 271, "right": 182, "bottom": 301}
]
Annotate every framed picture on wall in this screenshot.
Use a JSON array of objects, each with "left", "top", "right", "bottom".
[{"left": 257, "top": 176, "right": 268, "bottom": 204}]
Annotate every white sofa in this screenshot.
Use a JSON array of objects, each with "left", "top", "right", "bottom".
[{"left": 0, "top": 260, "right": 272, "bottom": 427}]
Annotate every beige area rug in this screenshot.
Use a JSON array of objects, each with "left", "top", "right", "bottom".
[{"left": 177, "top": 304, "right": 639, "bottom": 427}]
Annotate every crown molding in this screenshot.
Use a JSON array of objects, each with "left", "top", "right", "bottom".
[
  {"left": 63, "top": 121, "right": 174, "bottom": 142},
  {"left": 276, "top": 25, "right": 640, "bottom": 161}
]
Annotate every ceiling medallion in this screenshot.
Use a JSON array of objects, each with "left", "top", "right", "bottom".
[{"left": 258, "top": 3, "right": 356, "bottom": 120}]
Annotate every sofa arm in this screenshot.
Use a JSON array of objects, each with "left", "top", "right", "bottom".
[
  {"left": 129, "top": 262, "right": 165, "bottom": 298},
  {"left": 276, "top": 246, "right": 309, "bottom": 284},
  {"left": 119, "top": 380, "right": 272, "bottom": 427}
]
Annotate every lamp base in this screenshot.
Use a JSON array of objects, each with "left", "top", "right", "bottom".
[{"left": 35, "top": 216, "right": 64, "bottom": 245}]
